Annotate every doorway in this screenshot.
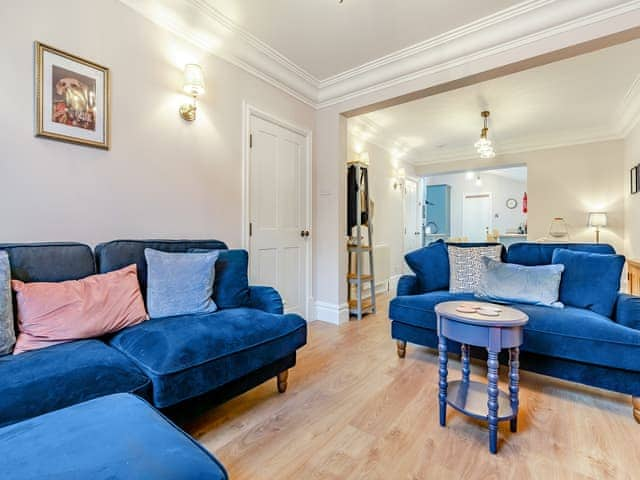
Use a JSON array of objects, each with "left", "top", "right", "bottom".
[
  {"left": 403, "top": 177, "right": 422, "bottom": 254},
  {"left": 462, "top": 193, "right": 492, "bottom": 242},
  {"left": 244, "top": 106, "right": 311, "bottom": 318}
]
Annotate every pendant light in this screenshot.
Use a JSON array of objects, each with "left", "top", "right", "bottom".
[{"left": 474, "top": 111, "right": 495, "bottom": 159}]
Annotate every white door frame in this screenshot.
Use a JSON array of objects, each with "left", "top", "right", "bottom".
[
  {"left": 241, "top": 102, "right": 313, "bottom": 320},
  {"left": 402, "top": 176, "right": 421, "bottom": 254}
]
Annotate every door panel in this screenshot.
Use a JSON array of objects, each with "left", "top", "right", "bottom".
[
  {"left": 462, "top": 193, "right": 492, "bottom": 242},
  {"left": 249, "top": 115, "right": 308, "bottom": 316}
]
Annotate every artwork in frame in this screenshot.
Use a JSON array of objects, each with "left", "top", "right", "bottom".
[
  {"left": 632, "top": 166, "right": 638, "bottom": 195},
  {"left": 35, "top": 42, "right": 110, "bottom": 149}
]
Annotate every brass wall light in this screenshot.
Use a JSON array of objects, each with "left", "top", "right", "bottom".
[{"left": 179, "top": 64, "right": 205, "bottom": 121}]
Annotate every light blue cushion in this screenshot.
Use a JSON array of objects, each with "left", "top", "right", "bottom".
[
  {"left": 475, "top": 257, "right": 564, "bottom": 308},
  {"left": 0, "top": 252, "right": 15, "bottom": 356},
  {"left": 144, "top": 249, "right": 219, "bottom": 318}
]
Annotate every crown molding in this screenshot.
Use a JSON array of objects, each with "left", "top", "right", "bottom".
[
  {"left": 617, "top": 74, "right": 640, "bottom": 137},
  {"left": 348, "top": 116, "right": 417, "bottom": 163},
  {"left": 408, "top": 128, "right": 623, "bottom": 166},
  {"left": 120, "top": 0, "right": 640, "bottom": 109}
]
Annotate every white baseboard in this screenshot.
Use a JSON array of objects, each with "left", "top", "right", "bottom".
[
  {"left": 314, "top": 301, "right": 349, "bottom": 325},
  {"left": 389, "top": 274, "right": 403, "bottom": 296}
]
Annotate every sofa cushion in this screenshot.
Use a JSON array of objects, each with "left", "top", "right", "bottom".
[
  {"left": 389, "top": 291, "right": 476, "bottom": 329},
  {"left": 0, "top": 393, "right": 228, "bottom": 480},
  {"left": 145, "top": 249, "right": 219, "bottom": 317},
  {"left": 448, "top": 245, "right": 502, "bottom": 293},
  {"left": 517, "top": 304, "right": 640, "bottom": 371},
  {"left": 12, "top": 265, "right": 148, "bottom": 354},
  {"left": 506, "top": 242, "right": 615, "bottom": 266},
  {"left": 0, "top": 252, "right": 15, "bottom": 355},
  {"left": 190, "top": 249, "right": 251, "bottom": 309},
  {"left": 0, "top": 243, "right": 95, "bottom": 282},
  {"left": 109, "top": 308, "right": 307, "bottom": 407},
  {"left": 94, "top": 239, "right": 227, "bottom": 298},
  {"left": 404, "top": 240, "right": 449, "bottom": 293},
  {"left": 475, "top": 257, "right": 564, "bottom": 308},
  {"left": 552, "top": 249, "right": 625, "bottom": 318},
  {"left": 0, "top": 340, "right": 150, "bottom": 427}
]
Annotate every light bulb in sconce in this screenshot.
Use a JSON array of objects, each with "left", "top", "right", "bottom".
[
  {"left": 180, "top": 64, "right": 205, "bottom": 121},
  {"left": 393, "top": 167, "right": 406, "bottom": 190},
  {"left": 465, "top": 171, "right": 474, "bottom": 180}
]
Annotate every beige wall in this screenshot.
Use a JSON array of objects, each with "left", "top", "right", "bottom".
[
  {"left": 625, "top": 122, "right": 640, "bottom": 260},
  {"left": 0, "top": 0, "right": 314, "bottom": 247},
  {"left": 416, "top": 140, "right": 626, "bottom": 253},
  {"left": 346, "top": 137, "right": 416, "bottom": 288}
]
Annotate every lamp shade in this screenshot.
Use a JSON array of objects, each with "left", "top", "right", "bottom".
[
  {"left": 183, "top": 64, "right": 205, "bottom": 96},
  {"left": 588, "top": 212, "right": 607, "bottom": 227}
]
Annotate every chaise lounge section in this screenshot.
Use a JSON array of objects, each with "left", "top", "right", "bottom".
[{"left": 390, "top": 242, "right": 640, "bottom": 422}]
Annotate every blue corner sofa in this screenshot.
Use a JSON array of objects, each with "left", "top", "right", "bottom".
[
  {"left": 0, "top": 240, "right": 307, "bottom": 425},
  {"left": 390, "top": 242, "right": 640, "bottom": 421}
]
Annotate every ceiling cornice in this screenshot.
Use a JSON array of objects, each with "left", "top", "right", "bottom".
[
  {"left": 409, "top": 128, "right": 623, "bottom": 166},
  {"left": 120, "top": 0, "right": 640, "bottom": 109}
]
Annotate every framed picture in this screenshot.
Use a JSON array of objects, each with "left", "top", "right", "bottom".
[
  {"left": 35, "top": 42, "right": 110, "bottom": 149},
  {"left": 632, "top": 166, "right": 638, "bottom": 195}
]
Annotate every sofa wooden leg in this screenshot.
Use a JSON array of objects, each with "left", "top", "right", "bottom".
[
  {"left": 397, "top": 340, "right": 407, "bottom": 358},
  {"left": 277, "top": 370, "right": 289, "bottom": 393},
  {"left": 633, "top": 396, "right": 640, "bottom": 423}
]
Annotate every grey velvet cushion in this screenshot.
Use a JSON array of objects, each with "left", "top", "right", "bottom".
[
  {"left": 475, "top": 257, "right": 564, "bottom": 308},
  {"left": 0, "top": 252, "right": 16, "bottom": 355},
  {"left": 144, "top": 249, "right": 219, "bottom": 318},
  {"left": 448, "top": 245, "right": 503, "bottom": 293}
]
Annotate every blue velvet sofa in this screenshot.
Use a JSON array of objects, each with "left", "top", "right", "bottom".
[
  {"left": 0, "top": 240, "right": 307, "bottom": 427},
  {"left": 0, "top": 393, "right": 228, "bottom": 480},
  {"left": 390, "top": 242, "right": 640, "bottom": 421}
]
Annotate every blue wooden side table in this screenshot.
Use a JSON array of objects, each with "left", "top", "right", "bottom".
[{"left": 435, "top": 301, "right": 529, "bottom": 454}]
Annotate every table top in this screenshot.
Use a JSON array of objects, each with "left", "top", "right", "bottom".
[{"left": 435, "top": 301, "right": 528, "bottom": 327}]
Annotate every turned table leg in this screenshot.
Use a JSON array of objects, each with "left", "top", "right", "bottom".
[
  {"left": 277, "top": 370, "right": 289, "bottom": 393},
  {"left": 509, "top": 347, "right": 520, "bottom": 433},
  {"left": 461, "top": 344, "right": 470, "bottom": 384},
  {"left": 487, "top": 349, "right": 500, "bottom": 454},
  {"left": 438, "top": 335, "right": 448, "bottom": 427},
  {"left": 396, "top": 340, "right": 407, "bottom": 358},
  {"left": 633, "top": 396, "right": 640, "bottom": 423}
]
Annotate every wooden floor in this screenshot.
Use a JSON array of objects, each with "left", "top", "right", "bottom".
[{"left": 179, "top": 295, "right": 640, "bottom": 479}]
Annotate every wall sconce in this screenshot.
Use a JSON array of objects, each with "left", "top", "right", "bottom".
[
  {"left": 179, "top": 64, "right": 205, "bottom": 121},
  {"left": 393, "top": 167, "right": 406, "bottom": 190},
  {"left": 587, "top": 212, "right": 607, "bottom": 243}
]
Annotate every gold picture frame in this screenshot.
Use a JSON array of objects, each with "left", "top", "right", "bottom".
[{"left": 35, "top": 42, "right": 110, "bottom": 149}]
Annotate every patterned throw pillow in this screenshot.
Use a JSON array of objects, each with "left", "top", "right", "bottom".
[
  {"left": 0, "top": 251, "right": 16, "bottom": 355},
  {"left": 448, "top": 245, "right": 503, "bottom": 293}
]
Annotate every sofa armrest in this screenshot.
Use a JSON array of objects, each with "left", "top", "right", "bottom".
[
  {"left": 397, "top": 275, "right": 420, "bottom": 297},
  {"left": 246, "top": 286, "right": 284, "bottom": 314},
  {"left": 615, "top": 293, "right": 640, "bottom": 330}
]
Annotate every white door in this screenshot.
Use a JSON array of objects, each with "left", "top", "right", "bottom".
[
  {"left": 249, "top": 115, "right": 309, "bottom": 316},
  {"left": 403, "top": 178, "right": 422, "bottom": 253},
  {"left": 462, "top": 193, "right": 492, "bottom": 242}
]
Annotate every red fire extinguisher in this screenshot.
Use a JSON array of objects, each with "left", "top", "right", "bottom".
[{"left": 522, "top": 192, "right": 528, "bottom": 214}]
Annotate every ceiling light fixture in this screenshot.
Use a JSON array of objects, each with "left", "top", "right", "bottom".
[{"left": 474, "top": 111, "right": 495, "bottom": 159}]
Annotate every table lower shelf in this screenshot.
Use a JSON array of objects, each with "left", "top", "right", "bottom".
[{"left": 446, "top": 380, "right": 515, "bottom": 421}]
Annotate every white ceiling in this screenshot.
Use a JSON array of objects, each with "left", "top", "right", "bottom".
[
  {"left": 202, "top": 0, "right": 519, "bottom": 80},
  {"left": 352, "top": 38, "right": 640, "bottom": 164},
  {"left": 121, "top": 0, "right": 640, "bottom": 107}
]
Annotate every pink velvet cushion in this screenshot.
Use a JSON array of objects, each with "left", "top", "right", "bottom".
[{"left": 12, "top": 264, "right": 148, "bottom": 354}]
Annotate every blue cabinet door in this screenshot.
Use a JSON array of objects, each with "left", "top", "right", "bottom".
[{"left": 425, "top": 184, "right": 451, "bottom": 237}]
